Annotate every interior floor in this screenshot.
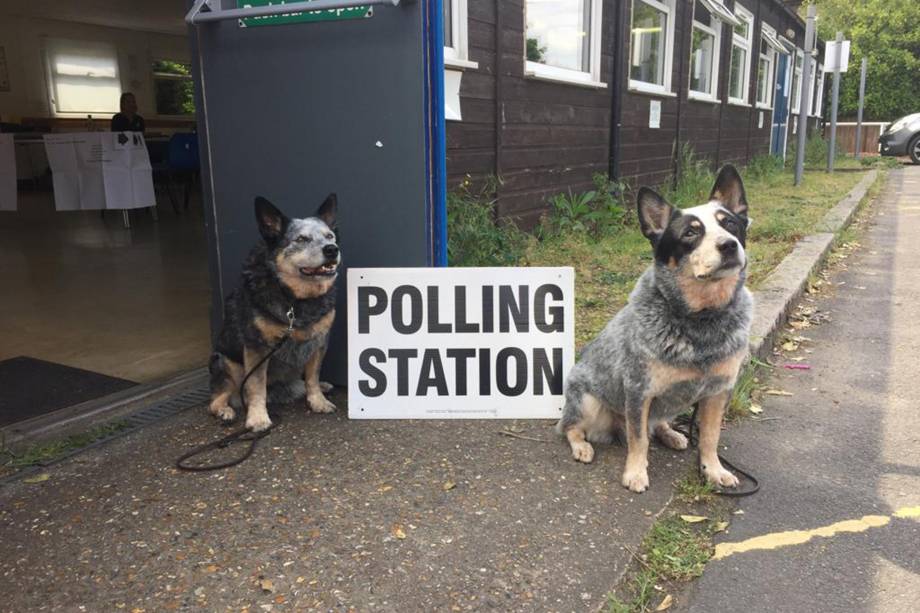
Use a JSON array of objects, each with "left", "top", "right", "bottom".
[{"left": 0, "top": 188, "right": 211, "bottom": 384}]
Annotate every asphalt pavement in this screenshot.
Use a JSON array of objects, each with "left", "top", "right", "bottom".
[{"left": 676, "top": 164, "right": 920, "bottom": 612}]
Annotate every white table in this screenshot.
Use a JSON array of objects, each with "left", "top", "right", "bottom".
[{"left": 43, "top": 132, "right": 156, "bottom": 228}]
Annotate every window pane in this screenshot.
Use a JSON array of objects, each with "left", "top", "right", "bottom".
[
  {"left": 729, "top": 44, "right": 746, "bottom": 99},
  {"left": 526, "top": 0, "right": 591, "bottom": 73},
  {"left": 757, "top": 56, "right": 769, "bottom": 103},
  {"left": 733, "top": 18, "right": 749, "bottom": 39},
  {"left": 630, "top": 0, "right": 667, "bottom": 85},
  {"left": 444, "top": 0, "right": 453, "bottom": 48},
  {"left": 54, "top": 53, "right": 118, "bottom": 78},
  {"left": 152, "top": 61, "right": 195, "bottom": 115},
  {"left": 690, "top": 26, "right": 715, "bottom": 94},
  {"left": 54, "top": 78, "right": 120, "bottom": 113}
]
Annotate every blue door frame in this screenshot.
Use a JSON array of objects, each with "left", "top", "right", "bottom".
[{"left": 771, "top": 53, "right": 790, "bottom": 158}]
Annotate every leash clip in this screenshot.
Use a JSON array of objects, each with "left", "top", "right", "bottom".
[{"left": 285, "top": 306, "right": 296, "bottom": 335}]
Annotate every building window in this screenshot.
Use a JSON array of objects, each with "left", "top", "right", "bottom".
[
  {"left": 728, "top": 3, "right": 754, "bottom": 104},
  {"left": 152, "top": 60, "right": 195, "bottom": 116},
  {"left": 755, "top": 29, "right": 776, "bottom": 108},
  {"left": 814, "top": 64, "right": 825, "bottom": 117},
  {"left": 629, "top": 0, "right": 675, "bottom": 94},
  {"left": 45, "top": 39, "right": 121, "bottom": 114},
  {"left": 444, "top": 0, "right": 476, "bottom": 69},
  {"left": 525, "top": 0, "right": 605, "bottom": 86},
  {"left": 688, "top": 1, "right": 723, "bottom": 101},
  {"left": 790, "top": 49, "right": 803, "bottom": 113}
]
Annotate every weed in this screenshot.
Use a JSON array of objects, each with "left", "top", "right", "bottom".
[
  {"left": 745, "top": 153, "right": 784, "bottom": 180},
  {"left": 446, "top": 177, "right": 528, "bottom": 267},
  {"left": 543, "top": 173, "right": 629, "bottom": 239},
  {"left": 674, "top": 470, "right": 716, "bottom": 504},
  {"left": 1, "top": 421, "right": 130, "bottom": 470},
  {"left": 665, "top": 144, "right": 715, "bottom": 207}
]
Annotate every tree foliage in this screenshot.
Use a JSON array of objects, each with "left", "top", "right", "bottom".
[{"left": 805, "top": 0, "right": 920, "bottom": 121}]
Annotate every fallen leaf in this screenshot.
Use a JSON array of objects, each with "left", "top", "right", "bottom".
[
  {"left": 392, "top": 525, "right": 407, "bottom": 540},
  {"left": 259, "top": 579, "right": 274, "bottom": 593},
  {"left": 765, "top": 389, "right": 793, "bottom": 397},
  {"left": 23, "top": 473, "right": 50, "bottom": 483},
  {"left": 790, "top": 356, "right": 807, "bottom": 362},
  {"left": 748, "top": 403, "right": 763, "bottom": 415},
  {"left": 377, "top": 485, "right": 393, "bottom": 493},
  {"left": 680, "top": 514, "right": 708, "bottom": 523},
  {"left": 781, "top": 340, "right": 799, "bottom": 352},
  {"left": 273, "top": 596, "right": 285, "bottom": 605},
  {"left": 733, "top": 509, "right": 745, "bottom": 515},
  {"left": 713, "top": 521, "right": 729, "bottom": 533},
  {"left": 442, "top": 481, "right": 456, "bottom": 491},
  {"left": 655, "top": 594, "right": 674, "bottom": 611}
]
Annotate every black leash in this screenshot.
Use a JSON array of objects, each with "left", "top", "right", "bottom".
[
  {"left": 176, "top": 309, "right": 294, "bottom": 472},
  {"left": 674, "top": 404, "right": 760, "bottom": 497}
]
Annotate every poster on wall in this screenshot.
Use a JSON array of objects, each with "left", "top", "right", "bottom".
[
  {"left": 0, "top": 46, "right": 10, "bottom": 92},
  {"left": 43, "top": 132, "right": 155, "bottom": 211},
  {"left": 348, "top": 267, "right": 576, "bottom": 419},
  {"left": 0, "top": 134, "right": 15, "bottom": 211}
]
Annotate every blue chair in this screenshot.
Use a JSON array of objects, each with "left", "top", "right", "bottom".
[{"left": 153, "top": 133, "right": 200, "bottom": 213}]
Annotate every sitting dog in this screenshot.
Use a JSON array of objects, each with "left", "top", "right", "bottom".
[
  {"left": 557, "top": 165, "right": 753, "bottom": 493},
  {"left": 208, "top": 194, "right": 341, "bottom": 432}
]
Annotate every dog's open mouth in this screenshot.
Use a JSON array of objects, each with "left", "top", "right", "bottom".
[{"left": 299, "top": 263, "right": 338, "bottom": 277}]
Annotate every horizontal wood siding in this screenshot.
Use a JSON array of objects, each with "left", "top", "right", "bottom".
[{"left": 446, "top": 0, "right": 812, "bottom": 222}]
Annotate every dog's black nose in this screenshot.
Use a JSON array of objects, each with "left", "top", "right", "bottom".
[
  {"left": 323, "top": 244, "right": 339, "bottom": 259},
  {"left": 718, "top": 240, "right": 738, "bottom": 256}
]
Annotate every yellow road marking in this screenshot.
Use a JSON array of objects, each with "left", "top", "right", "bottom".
[{"left": 712, "top": 506, "right": 920, "bottom": 561}]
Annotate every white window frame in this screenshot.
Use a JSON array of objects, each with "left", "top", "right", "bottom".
[
  {"left": 790, "top": 48, "right": 803, "bottom": 113},
  {"left": 444, "top": 0, "right": 478, "bottom": 70},
  {"left": 524, "top": 0, "right": 606, "bottom": 88},
  {"left": 628, "top": 0, "right": 676, "bottom": 95},
  {"left": 44, "top": 38, "right": 122, "bottom": 117},
  {"left": 727, "top": 3, "right": 754, "bottom": 105},
  {"left": 688, "top": 1, "right": 723, "bottom": 102},
  {"left": 814, "top": 63, "right": 825, "bottom": 118},
  {"left": 806, "top": 56, "right": 818, "bottom": 116},
  {"left": 755, "top": 25, "right": 777, "bottom": 109}
]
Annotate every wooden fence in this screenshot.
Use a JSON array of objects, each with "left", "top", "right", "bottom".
[{"left": 832, "top": 122, "right": 890, "bottom": 156}]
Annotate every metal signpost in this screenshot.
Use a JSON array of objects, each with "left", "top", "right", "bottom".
[
  {"left": 826, "top": 32, "right": 848, "bottom": 172},
  {"left": 855, "top": 57, "right": 868, "bottom": 159},
  {"left": 794, "top": 4, "right": 816, "bottom": 186}
]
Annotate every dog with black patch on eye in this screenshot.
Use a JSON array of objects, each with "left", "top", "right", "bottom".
[{"left": 556, "top": 165, "right": 754, "bottom": 493}]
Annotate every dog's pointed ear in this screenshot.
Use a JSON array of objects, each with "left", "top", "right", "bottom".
[
  {"left": 710, "top": 165, "right": 749, "bottom": 218},
  {"left": 254, "top": 196, "right": 289, "bottom": 243},
  {"left": 637, "top": 187, "right": 674, "bottom": 243},
  {"left": 316, "top": 193, "right": 337, "bottom": 228}
]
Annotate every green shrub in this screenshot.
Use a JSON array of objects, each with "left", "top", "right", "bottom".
[
  {"left": 664, "top": 144, "right": 715, "bottom": 207},
  {"left": 542, "top": 173, "right": 629, "bottom": 240},
  {"left": 745, "top": 153, "right": 784, "bottom": 180},
  {"left": 446, "top": 177, "right": 527, "bottom": 267}
]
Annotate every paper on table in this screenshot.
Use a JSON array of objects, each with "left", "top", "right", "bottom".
[
  {"left": 43, "top": 132, "right": 155, "bottom": 211},
  {"left": 0, "top": 134, "right": 15, "bottom": 211}
]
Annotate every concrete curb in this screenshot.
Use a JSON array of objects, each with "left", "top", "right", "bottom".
[{"left": 748, "top": 169, "right": 880, "bottom": 359}]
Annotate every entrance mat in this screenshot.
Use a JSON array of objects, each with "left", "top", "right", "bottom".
[{"left": 0, "top": 357, "right": 136, "bottom": 428}]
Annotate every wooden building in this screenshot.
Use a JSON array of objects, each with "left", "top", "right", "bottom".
[{"left": 444, "top": 0, "right": 826, "bottom": 225}]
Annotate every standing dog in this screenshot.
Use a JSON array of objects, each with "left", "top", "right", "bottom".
[
  {"left": 208, "top": 194, "right": 341, "bottom": 432},
  {"left": 557, "top": 165, "right": 753, "bottom": 493}
]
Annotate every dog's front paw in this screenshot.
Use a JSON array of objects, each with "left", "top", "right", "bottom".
[
  {"left": 622, "top": 468, "right": 649, "bottom": 493},
  {"left": 308, "top": 393, "right": 336, "bottom": 414},
  {"left": 209, "top": 403, "right": 236, "bottom": 423},
  {"left": 245, "top": 414, "right": 273, "bottom": 432},
  {"left": 702, "top": 463, "right": 739, "bottom": 488},
  {"left": 571, "top": 441, "right": 595, "bottom": 463}
]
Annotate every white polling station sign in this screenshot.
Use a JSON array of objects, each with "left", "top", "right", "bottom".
[{"left": 347, "top": 267, "right": 575, "bottom": 419}]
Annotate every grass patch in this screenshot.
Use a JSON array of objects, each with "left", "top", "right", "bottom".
[
  {"left": 727, "top": 358, "right": 771, "bottom": 420},
  {"left": 674, "top": 470, "right": 715, "bottom": 504},
  {"left": 607, "top": 507, "right": 729, "bottom": 613},
  {"left": 1, "top": 421, "right": 130, "bottom": 472}
]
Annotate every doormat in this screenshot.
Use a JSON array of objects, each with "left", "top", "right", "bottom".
[{"left": 0, "top": 357, "right": 136, "bottom": 428}]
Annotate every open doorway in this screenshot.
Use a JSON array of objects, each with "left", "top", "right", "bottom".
[{"left": 0, "top": 0, "right": 210, "bottom": 429}]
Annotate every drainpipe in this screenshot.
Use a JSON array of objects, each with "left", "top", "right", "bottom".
[
  {"left": 672, "top": 0, "right": 689, "bottom": 187},
  {"left": 608, "top": 0, "right": 628, "bottom": 181}
]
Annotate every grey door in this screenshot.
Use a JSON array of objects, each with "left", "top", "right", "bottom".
[{"left": 188, "top": 0, "right": 444, "bottom": 384}]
